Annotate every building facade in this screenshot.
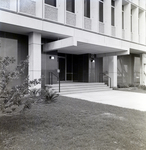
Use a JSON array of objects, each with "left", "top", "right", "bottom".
[{"left": 0, "top": 0, "right": 146, "bottom": 88}]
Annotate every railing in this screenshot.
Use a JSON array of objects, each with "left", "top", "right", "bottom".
[
  {"left": 66, "top": 11, "right": 76, "bottom": 26},
  {"left": 49, "top": 71, "right": 60, "bottom": 92},
  {"left": 122, "top": 29, "right": 125, "bottom": 39},
  {"left": 99, "top": 22, "right": 104, "bottom": 34},
  {"left": 99, "top": 73, "right": 111, "bottom": 88},
  {"left": 44, "top": 4, "right": 58, "bottom": 21},
  {"left": 84, "top": 17, "right": 92, "bottom": 30},
  {"left": 111, "top": 26, "right": 116, "bottom": 37}
]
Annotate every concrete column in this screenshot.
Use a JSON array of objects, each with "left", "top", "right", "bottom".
[
  {"left": 140, "top": 54, "right": 146, "bottom": 85},
  {"left": 108, "top": 56, "right": 117, "bottom": 87},
  {"left": 10, "top": 0, "right": 17, "bottom": 11},
  {"left": 104, "top": 0, "right": 111, "bottom": 36},
  {"left": 36, "top": 0, "right": 43, "bottom": 18},
  {"left": 115, "top": 0, "right": 122, "bottom": 38},
  {"left": 76, "top": 0, "right": 84, "bottom": 28},
  {"left": 91, "top": 0, "right": 99, "bottom": 32},
  {"left": 29, "top": 32, "right": 41, "bottom": 88},
  {"left": 58, "top": 0, "right": 65, "bottom": 23},
  {"left": 139, "top": 10, "right": 145, "bottom": 44},
  {"left": 132, "top": 7, "right": 138, "bottom": 42},
  {"left": 124, "top": 3, "right": 131, "bottom": 41}
]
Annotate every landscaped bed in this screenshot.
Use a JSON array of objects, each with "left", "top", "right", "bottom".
[{"left": 0, "top": 96, "right": 146, "bottom": 150}]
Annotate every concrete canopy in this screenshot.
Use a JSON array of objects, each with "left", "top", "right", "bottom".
[{"left": 43, "top": 37, "right": 129, "bottom": 56}]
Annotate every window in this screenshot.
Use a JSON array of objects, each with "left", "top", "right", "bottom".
[
  {"left": 84, "top": 0, "right": 90, "bottom": 18},
  {"left": 66, "top": 0, "right": 75, "bottom": 13},
  {"left": 131, "top": 9, "right": 132, "bottom": 32},
  {"left": 111, "top": 0, "right": 115, "bottom": 26},
  {"left": 122, "top": 5, "right": 124, "bottom": 29},
  {"left": 99, "top": 0, "right": 104, "bottom": 22},
  {"left": 45, "top": 0, "right": 56, "bottom": 7}
]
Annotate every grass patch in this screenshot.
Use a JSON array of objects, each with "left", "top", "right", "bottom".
[{"left": 0, "top": 96, "right": 146, "bottom": 150}]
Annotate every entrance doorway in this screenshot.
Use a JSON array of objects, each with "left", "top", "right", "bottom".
[{"left": 58, "top": 57, "right": 66, "bottom": 81}]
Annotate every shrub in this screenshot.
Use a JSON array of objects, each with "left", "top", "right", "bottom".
[
  {"left": 41, "top": 87, "right": 59, "bottom": 104},
  {"left": 0, "top": 57, "right": 41, "bottom": 114}
]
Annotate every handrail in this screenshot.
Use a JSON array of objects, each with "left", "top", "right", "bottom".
[
  {"left": 99, "top": 73, "right": 111, "bottom": 88},
  {"left": 49, "top": 71, "right": 60, "bottom": 92}
]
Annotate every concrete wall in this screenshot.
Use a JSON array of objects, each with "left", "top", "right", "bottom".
[
  {"left": 41, "top": 50, "right": 58, "bottom": 87},
  {"left": 117, "top": 54, "right": 140, "bottom": 86},
  {"left": 0, "top": 31, "right": 28, "bottom": 86}
]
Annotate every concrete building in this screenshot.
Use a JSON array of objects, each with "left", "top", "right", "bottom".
[{"left": 0, "top": 0, "right": 146, "bottom": 89}]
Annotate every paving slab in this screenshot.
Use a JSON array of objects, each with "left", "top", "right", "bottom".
[{"left": 64, "top": 90, "right": 146, "bottom": 111}]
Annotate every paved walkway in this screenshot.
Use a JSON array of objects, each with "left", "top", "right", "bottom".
[{"left": 64, "top": 90, "right": 146, "bottom": 111}]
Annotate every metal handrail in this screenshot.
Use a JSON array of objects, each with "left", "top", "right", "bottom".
[
  {"left": 99, "top": 73, "right": 111, "bottom": 88},
  {"left": 49, "top": 71, "right": 60, "bottom": 92}
]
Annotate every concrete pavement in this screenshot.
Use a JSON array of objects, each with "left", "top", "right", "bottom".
[{"left": 64, "top": 90, "right": 146, "bottom": 111}]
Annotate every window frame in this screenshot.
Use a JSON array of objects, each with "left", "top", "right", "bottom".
[{"left": 99, "top": 0, "right": 104, "bottom": 22}]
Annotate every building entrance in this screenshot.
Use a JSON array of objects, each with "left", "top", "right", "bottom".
[{"left": 58, "top": 57, "right": 66, "bottom": 81}]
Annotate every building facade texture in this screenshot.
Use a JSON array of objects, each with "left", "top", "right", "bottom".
[{"left": 0, "top": 0, "right": 146, "bottom": 88}]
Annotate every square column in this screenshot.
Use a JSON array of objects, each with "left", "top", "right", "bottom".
[
  {"left": 140, "top": 54, "right": 146, "bottom": 85},
  {"left": 76, "top": 0, "right": 84, "bottom": 28},
  {"left": 124, "top": 3, "right": 131, "bottom": 40},
  {"left": 91, "top": 0, "right": 99, "bottom": 32},
  {"left": 104, "top": 0, "right": 111, "bottom": 36},
  {"left": 29, "top": 32, "right": 41, "bottom": 88},
  {"left": 132, "top": 7, "right": 138, "bottom": 42},
  {"left": 108, "top": 56, "right": 117, "bottom": 87},
  {"left": 115, "top": 0, "right": 122, "bottom": 38}
]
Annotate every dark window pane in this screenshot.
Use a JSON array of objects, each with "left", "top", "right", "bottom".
[
  {"left": 66, "top": 0, "right": 75, "bottom": 13},
  {"left": 111, "top": 7, "right": 114, "bottom": 26},
  {"left": 111, "top": 0, "right": 115, "bottom": 6},
  {"left": 99, "top": 2, "right": 103, "bottom": 22},
  {"left": 45, "top": 0, "right": 56, "bottom": 7},
  {"left": 84, "top": 0, "right": 90, "bottom": 18}
]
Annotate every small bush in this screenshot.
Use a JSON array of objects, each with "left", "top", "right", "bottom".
[
  {"left": 41, "top": 87, "right": 59, "bottom": 104},
  {"left": 139, "top": 85, "right": 146, "bottom": 90},
  {"left": 117, "top": 84, "right": 129, "bottom": 88}
]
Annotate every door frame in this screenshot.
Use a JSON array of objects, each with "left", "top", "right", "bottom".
[{"left": 58, "top": 55, "right": 67, "bottom": 81}]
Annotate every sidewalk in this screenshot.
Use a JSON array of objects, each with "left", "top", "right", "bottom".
[{"left": 64, "top": 90, "right": 146, "bottom": 111}]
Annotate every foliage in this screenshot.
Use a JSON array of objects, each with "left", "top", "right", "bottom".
[
  {"left": 41, "top": 87, "right": 59, "bottom": 104},
  {"left": 117, "top": 83, "right": 129, "bottom": 88},
  {"left": 139, "top": 85, "right": 146, "bottom": 90},
  {"left": 0, "top": 57, "right": 41, "bottom": 114}
]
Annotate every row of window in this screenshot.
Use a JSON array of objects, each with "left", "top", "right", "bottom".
[
  {"left": 45, "top": 0, "right": 90, "bottom": 17},
  {"left": 45, "top": 0, "right": 113, "bottom": 25},
  {"left": 45, "top": 0, "right": 143, "bottom": 33}
]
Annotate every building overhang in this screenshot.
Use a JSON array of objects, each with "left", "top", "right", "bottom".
[{"left": 43, "top": 37, "right": 129, "bottom": 56}]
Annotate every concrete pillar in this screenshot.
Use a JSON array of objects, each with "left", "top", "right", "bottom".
[
  {"left": 140, "top": 54, "right": 146, "bottom": 85},
  {"left": 91, "top": 0, "right": 99, "bottom": 32},
  {"left": 104, "top": 0, "right": 111, "bottom": 36},
  {"left": 10, "top": 0, "right": 17, "bottom": 11},
  {"left": 124, "top": 3, "right": 131, "bottom": 41},
  {"left": 130, "top": 55, "right": 134, "bottom": 84},
  {"left": 36, "top": 0, "right": 43, "bottom": 18},
  {"left": 108, "top": 56, "right": 117, "bottom": 87},
  {"left": 76, "top": 0, "right": 84, "bottom": 28},
  {"left": 139, "top": 10, "right": 145, "bottom": 44},
  {"left": 132, "top": 7, "right": 138, "bottom": 42},
  {"left": 58, "top": 0, "right": 65, "bottom": 23},
  {"left": 115, "top": 0, "right": 122, "bottom": 38},
  {"left": 29, "top": 32, "right": 41, "bottom": 88}
]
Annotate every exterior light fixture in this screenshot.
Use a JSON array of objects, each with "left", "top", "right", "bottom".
[
  {"left": 91, "top": 59, "right": 95, "bottom": 63},
  {"left": 50, "top": 56, "right": 55, "bottom": 60}
]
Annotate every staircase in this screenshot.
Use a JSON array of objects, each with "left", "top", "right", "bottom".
[{"left": 46, "top": 82, "right": 112, "bottom": 95}]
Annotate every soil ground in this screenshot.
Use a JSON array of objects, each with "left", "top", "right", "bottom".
[{"left": 0, "top": 96, "right": 146, "bottom": 150}]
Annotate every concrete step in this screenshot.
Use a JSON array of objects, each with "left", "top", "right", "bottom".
[
  {"left": 58, "top": 88, "right": 113, "bottom": 95},
  {"left": 46, "top": 82, "right": 112, "bottom": 95}
]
